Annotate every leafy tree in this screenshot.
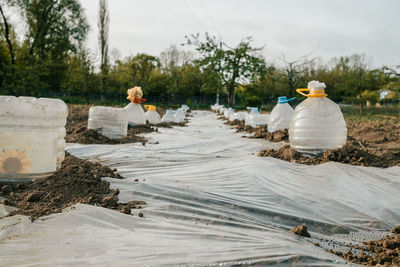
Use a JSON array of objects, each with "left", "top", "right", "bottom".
[
  {"left": 1, "top": 0, "right": 89, "bottom": 95},
  {"left": 63, "top": 48, "right": 97, "bottom": 103},
  {"left": 186, "top": 33, "right": 266, "bottom": 107}
]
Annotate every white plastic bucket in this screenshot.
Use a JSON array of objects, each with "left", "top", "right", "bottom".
[
  {"left": 0, "top": 96, "right": 68, "bottom": 181},
  {"left": 88, "top": 106, "right": 128, "bottom": 139}
]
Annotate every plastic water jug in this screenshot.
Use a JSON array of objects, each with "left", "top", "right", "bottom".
[
  {"left": 214, "top": 105, "right": 224, "bottom": 113},
  {"left": 229, "top": 112, "right": 247, "bottom": 122},
  {"left": 245, "top": 107, "right": 259, "bottom": 127},
  {"left": 219, "top": 107, "right": 227, "bottom": 115},
  {"left": 268, "top": 96, "right": 295, "bottom": 133},
  {"left": 161, "top": 110, "right": 176, "bottom": 123},
  {"left": 88, "top": 106, "right": 128, "bottom": 139},
  {"left": 181, "top": 104, "right": 190, "bottom": 114},
  {"left": 144, "top": 105, "right": 161, "bottom": 124},
  {"left": 254, "top": 114, "right": 270, "bottom": 127},
  {"left": 174, "top": 109, "right": 185, "bottom": 123},
  {"left": 0, "top": 96, "right": 67, "bottom": 181},
  {"left": 289, "top": 81, "right": 347, "bottom": 154},
  {"left": 124, "top": 102, "right": 146, "bottom": 125},
  {"left": 224, "top": 107, "right": 235, "bottom": 119}
]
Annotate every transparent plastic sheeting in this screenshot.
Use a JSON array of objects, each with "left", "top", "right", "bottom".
[{"left": 1, "top": 111, "right": 399, "bottom": 266}]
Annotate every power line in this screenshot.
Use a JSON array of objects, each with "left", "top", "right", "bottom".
[
  {"left": 180, "top": 0, "right": 208, "bottom": 34},
  {"left": 199, "top": 0, "right": 222, "bottom": 41}
]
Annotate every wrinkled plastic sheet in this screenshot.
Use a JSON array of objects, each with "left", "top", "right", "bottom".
[{"left": 1, "top": 111, "right": 399, "bottom": 266}]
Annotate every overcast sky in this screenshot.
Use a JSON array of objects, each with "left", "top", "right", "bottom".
[{"left": 81, "top": 0, "right": 400, "bottom": 68}]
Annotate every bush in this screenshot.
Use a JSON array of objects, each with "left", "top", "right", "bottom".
[{"left": 244, "top": 95, "right": 262, "bottom": 107}]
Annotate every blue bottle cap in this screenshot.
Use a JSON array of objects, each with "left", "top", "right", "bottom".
[{"left": 278, "top": 96, "right": 296, "bottom": 104}]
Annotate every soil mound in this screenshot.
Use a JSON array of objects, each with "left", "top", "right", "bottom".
[
  {"left": 66, "top": 122, "right": 148, "bottom": 145},
  {"left": 290, "top": 225, "right": 311, "bottom": 237},
  {"left": 328, "top": 227, "right": 400, "bottom": 266},
  {"left": 252, "top": 127, "right": 289, "bottom": 142},
  {"left": 226, "top": 120, "right": 289, "bottom": 142},
  {"left": 258, "top": 141, "right": 400, "bottom": 168},
  {"left": 0, "top": 153, "right": 145, "bottom": 220}
]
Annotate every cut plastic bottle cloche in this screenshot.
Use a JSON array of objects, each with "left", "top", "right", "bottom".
[
  {"left": 144, "top": 105, "right": 161, "bottom": 124},
  {"left": 289, "top": 80, "right": 347, "bottom": 155},
  {"left": 0, "top": 96, "right": 68, "bottom": 182},
  {"left": 268, "top": 96, "right": 295, "bottom": 133}
]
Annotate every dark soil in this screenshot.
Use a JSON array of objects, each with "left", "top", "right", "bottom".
[
  {"left": 252, "top": 128, "right": 289, "bottom": 142},
  {"left": 259, "top": 142, "right": 400, "bottom": 168},
  {"left": 66, "top": 104, "right": 187, "bottom": 145},
  {"left": 226, "top": 120, "right": 289, "bottom": 142},
  {"left": 327, "top": 226, "right": 400, "bottom": 266},
  {"left": 0, "top": 153, "right": 145, "bottom": 220},
  {"left": 258, "top": 121, "right": 400, "bottom": 168},
  {"left": 66, "top": 122, "right": 148, "bottom": 145},
  {"left": 290, "top": 225, "right": 311, "bottom": 237}
]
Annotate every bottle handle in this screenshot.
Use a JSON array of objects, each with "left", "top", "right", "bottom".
[
  {"left": 296, "top": 88, "right": 327, "bottom": 98},
  {"left": 296, "top": 88, "right": 309, "bottom": 97}
]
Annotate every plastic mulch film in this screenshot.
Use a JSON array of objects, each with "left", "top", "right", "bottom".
[{"left": 0, "top": 111, "right": 399, "bottom": 266}]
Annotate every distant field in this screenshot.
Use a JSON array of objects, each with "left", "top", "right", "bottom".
[{"left": 341, "top": 106, "right": 399, "bottom": 123}]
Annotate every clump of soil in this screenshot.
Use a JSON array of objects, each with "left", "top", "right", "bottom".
[
  {"left": 252, "top": 127, "right": 289, "bottom": 142},
  {"left": 327, "top": 226, "right": 400, "bottom": 266},
  {"left": 0, "top": 153, "right": 145, "bottom": 220},
  {"left": 226, "top": 120, "right": 288, "bottom": 142},
  {"left": 66, "top": 122, "right": 148, "bottom": 145},
  {"left": 290, "top": 225, "right": 311, "bottom": 237},
  {"left": 227, "top": 120, "right": 255, "bottom": 133},
  {"left": 259, "top": 141, "right": 400, "bottom": 168},
  {"left": 225, "top": 119, "right": 242, "bottom": 126}
]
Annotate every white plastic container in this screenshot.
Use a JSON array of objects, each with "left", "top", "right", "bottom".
[
  {"left": 0, "top": 96, "right": 67, "bottom": 181},
  {"left": 254, "top": 114, "right": 270, "bottom": 127},
  {"left": 224, "top": 107, "right": 235, "bottom": 119},
  {"left": 174, "top": 109, "right": 185, "bottom": 123},
  {"left": 144, "top": 105, "right": 161, "bottom": 124},
  {"left": 88, "top": 106, "right": 128, "bottom": 139},
  {"left": 214, "top": 105, "right": 224, "bottom": 113},
  {"left": 268, "top": 96, "right": 295, "bottom": 133},
  {"left": 229, "top": 112, "right": 247, "bottom": 122},
  {"left": 245, "top": 107, "right": 259, "bottom": 127},
  {"left": 124, "top": 102, "right": 146, "bottom": 125},
  {"left": 161, "top": 110, "right": 176, "bottom": 123},
  {"left": 181, "top": 104, "right": 190, "bottom": 114},
  {"left": 289, "top": 81, "right": 347, "bottom": 154}
]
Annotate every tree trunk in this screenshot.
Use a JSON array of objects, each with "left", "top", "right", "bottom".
[
  {"left": 0, "top": 5, "right": 15, "bottom": 64},
  {"left": 227, "top": 82, "right": 235, "bottom": 107}
]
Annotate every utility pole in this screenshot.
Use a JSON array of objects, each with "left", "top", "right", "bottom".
[{"left": 216, "top": 41, "right": 222, "bottom": 105}]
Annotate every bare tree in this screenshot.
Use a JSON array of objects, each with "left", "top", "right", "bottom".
[
  {"left": 98, "top": 0, "right": 109, "bottom": 97},
  {"left": 279, "top": 54, "right": 316, "bottom": 95}
]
